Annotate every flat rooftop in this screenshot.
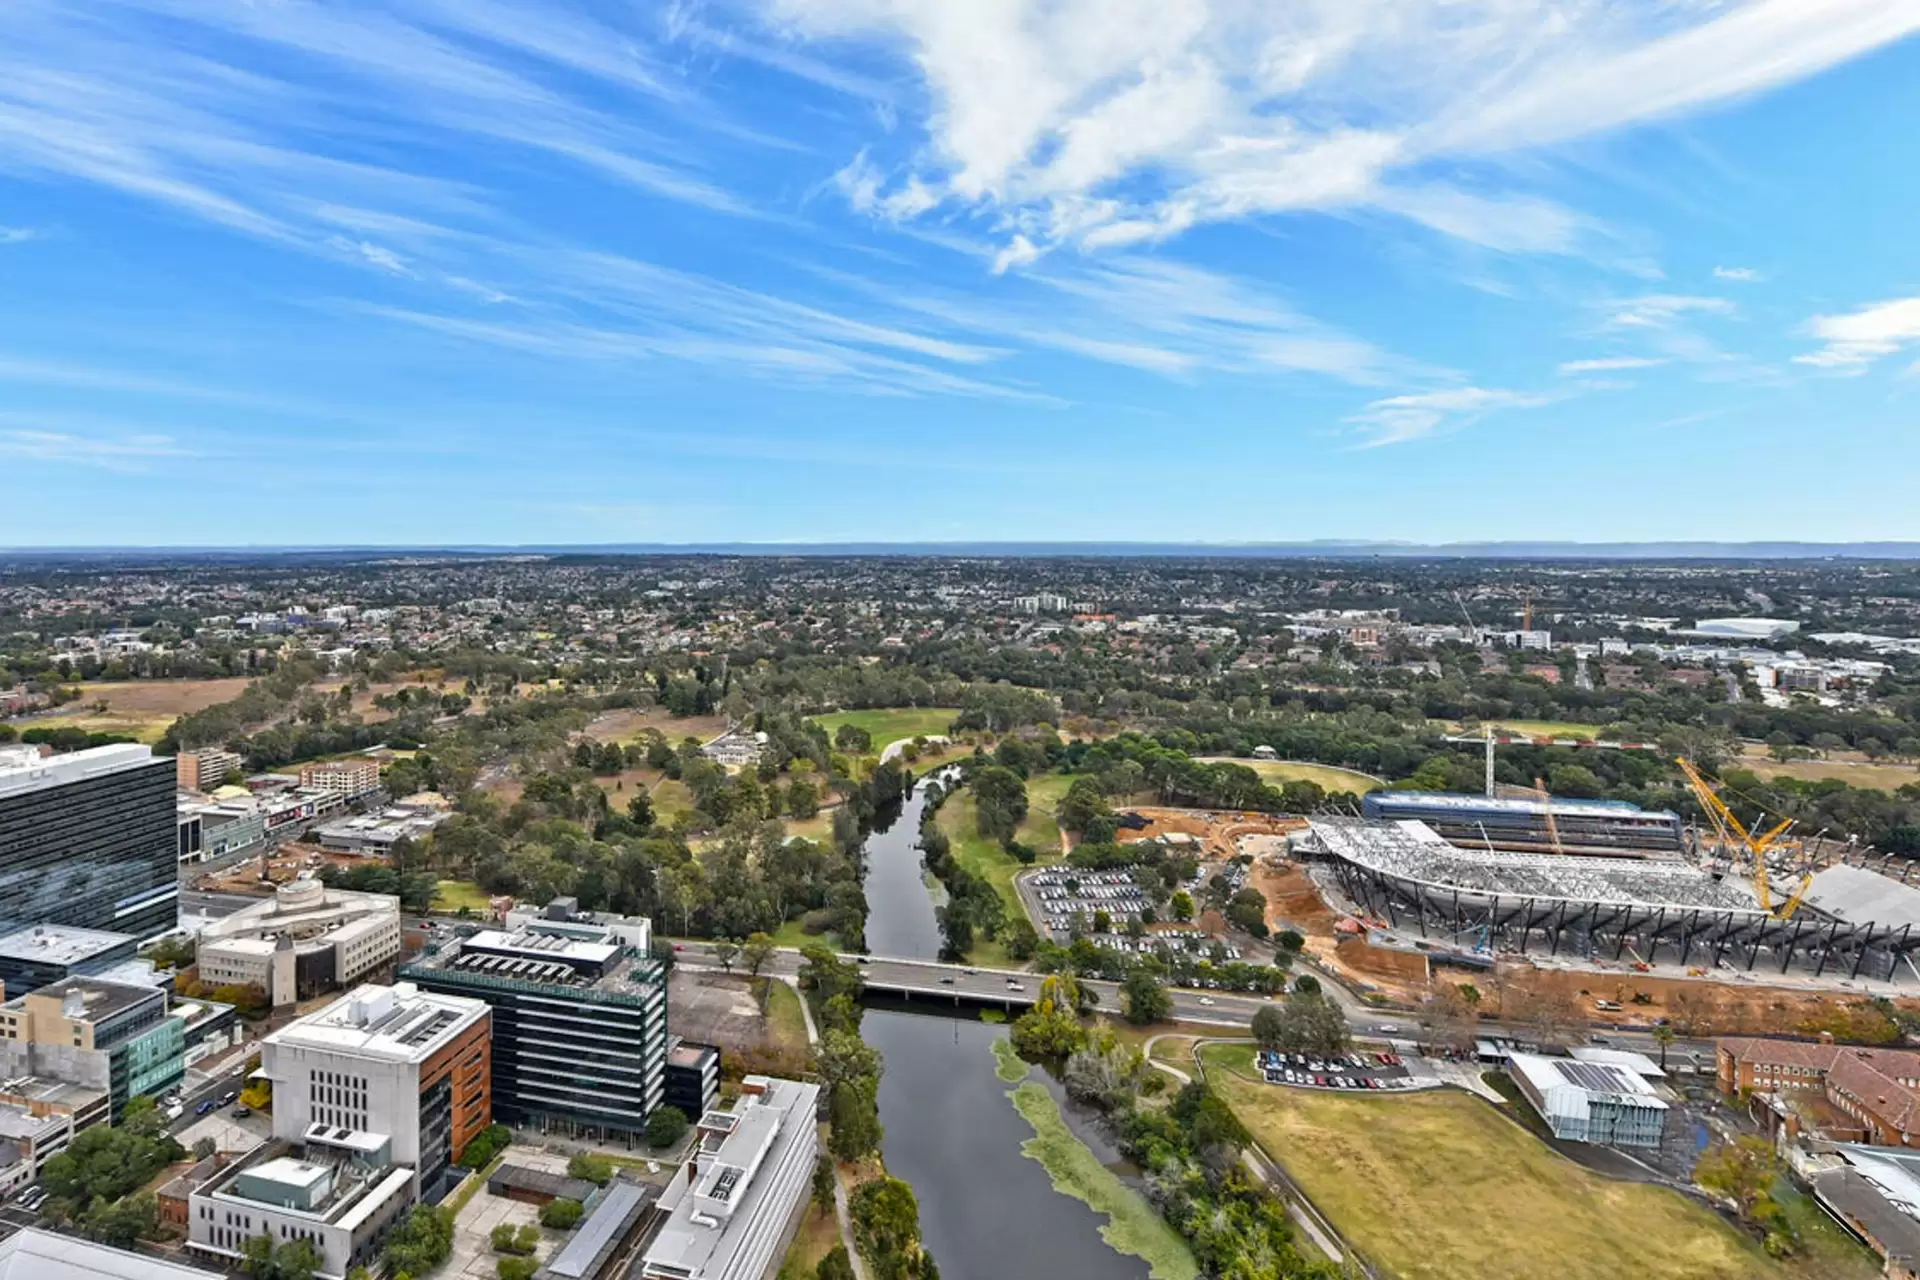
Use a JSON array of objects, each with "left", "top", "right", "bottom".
[
  {"left": 267, "top": 983, "right": 486, "bottom": 1064},
  {"left": 404, "top": 925, "right": 663, "bottom": 998},
  {"left": 0, "top": 925, "right": 135, "bottom": 967},
  {"left": 0, "top": 744, "right": 161, "bottom": 802},
  {"left": 0, "top": 1227, "right": 225, "bottom": 1279},
  {"left": 1364, "top": 790, "right": 1678, "bottom": 822},
  {"left": 11, "top": 977, "right": 161, "bottom": 1025}
]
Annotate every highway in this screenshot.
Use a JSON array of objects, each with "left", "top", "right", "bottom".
[{"left": 667, "top": 940, "right": 1713, "bottom": 1059}]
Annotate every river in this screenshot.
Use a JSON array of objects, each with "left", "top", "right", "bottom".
[
  {"left": 857, "top": 776, "right": 1153, "bottom": 1280},
  {"left": 858, "top": 775, "right": 946, "bottom": 960}
]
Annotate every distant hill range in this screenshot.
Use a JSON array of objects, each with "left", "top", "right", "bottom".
[{"left": 6, "top": 540, "right": 1920, "bottom": 563}]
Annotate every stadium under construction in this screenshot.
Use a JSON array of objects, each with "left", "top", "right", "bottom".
[{"left": 1303, "top": 804, "right": 1920, "bottom": 984}]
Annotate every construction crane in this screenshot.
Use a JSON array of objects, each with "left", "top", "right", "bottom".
[
  {"left": 1675, "top": 757, "right": 1799, "bottom": 914},
  {"left": 1778, "top": 872, "right": 1816, "bottom": 920},
  {"left": 1533, "top": 776, "right": 1565, "bottom": 856}
]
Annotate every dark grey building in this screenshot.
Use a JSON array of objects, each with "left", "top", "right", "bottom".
[
  {"left": 0, "top": 923, "right": 139, "bottom": 995},
  {"left": 402, "top": 922, "right": 668, "bottom": 1143},
  {"left": 0, "top": 745, "right": 179, "bottom": 940}
]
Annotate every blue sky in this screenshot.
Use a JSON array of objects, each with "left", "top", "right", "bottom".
[{"left": 3, "top": 1, "right": 1919, "bottom": 546}]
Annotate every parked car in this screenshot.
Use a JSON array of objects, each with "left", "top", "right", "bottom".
[
  {"left": 233, "top": 1106, "right": 252, "bottom": 1118},
  {"left": 196, "top": 1100, "right": 215, "bottom": 1116}
]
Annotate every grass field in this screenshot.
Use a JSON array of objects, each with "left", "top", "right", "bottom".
[
  {"left": 811, "top": 707, "right": 959, "bottom": 748},
  {"left": 1196, "top": 758, "right": 1381, "bottom": 793},
  {"left": 1737, "top": 750, "right": 1920, "bottom": 792},
  {"left": 771, "top": 917, "right": 837, "bottom": 950},
  {"left": 775, "top": 1195, "right": 842, "bottom": 1280},
  {"left": 1441, "top": 718, "right": 1609, "bottom": 741},
  {"left": 1008, "top": 1081, "right": 1199, "bottom": 1280},
  {"left": 933, "top": 789, "right": 1034, "bottom": 968},
  {"left": 1203, "top": 1044, "right": 1787, "bottom": 1280},
  {"left": 762, "top": 979, "right": 812, "bottom": 1056},
  {"left": 431, "top": 879, "right": 492, "bottom": 915}
]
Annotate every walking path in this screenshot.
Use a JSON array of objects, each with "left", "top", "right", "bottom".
[{"left": 788, "top": 975, "right": 870, "bottom": 1280}]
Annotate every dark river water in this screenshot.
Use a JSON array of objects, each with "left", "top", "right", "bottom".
[
  {"left": 858, "top": 776, "right": 946, "bottom": 960},
  {"left": 863, "top": 1008, "right": 1153, "bottom": 1280},
  {"left": 857, "top": 774, "right": 1150, "bottom": 1280}
]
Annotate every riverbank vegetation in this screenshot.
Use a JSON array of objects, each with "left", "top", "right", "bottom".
[{"left": 1007, "top": 1080, "right": 1199, "bottom": 1280}]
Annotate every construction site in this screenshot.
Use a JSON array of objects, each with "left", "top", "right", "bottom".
[{"left": 1273, "top": 739, "right": 1920, "bottom": 994}]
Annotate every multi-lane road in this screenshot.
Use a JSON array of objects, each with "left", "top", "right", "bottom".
[{"left": 667, "top": 940, "right": 1713, "bottom": 1062}]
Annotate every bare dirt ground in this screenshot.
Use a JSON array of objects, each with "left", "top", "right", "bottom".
[
  {"left": 582, "top": 707, "right": 727, "bottom": 744},
  {"left": 76, "top": 678, "right": 254, "bottom": 715},
  {"left": 1115, "top": 806, "right": 1304, "bottom": 860}
]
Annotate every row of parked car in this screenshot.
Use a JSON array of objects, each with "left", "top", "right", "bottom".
[{"left": 1258, "top": 1049, "right": 1410, "bottom": 1091}]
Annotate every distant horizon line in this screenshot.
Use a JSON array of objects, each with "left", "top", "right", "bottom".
[{"left": 6, "top": 539, "right": 1920, "bottom": 561}]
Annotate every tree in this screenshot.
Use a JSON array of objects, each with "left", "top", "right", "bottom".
[
  {"left": 851, "top": 1176, "right": 931, "bottom": 1280},
  {"left": 1169, "top": 890, "right": 1194, "bottom": 922},
  {"left": 540, "top": 1197, "right": 585, "bottom": 1230},
  {"left": 566, "top": 1152, "right": 614, "bottom": 1186},
  {"left": 383, "top": 1204, "right": 454, "bottom": 1277},
  {"left": 192, "top": 1136, "right": 217, "bottom": 1161},
  {"left": 742, "top": 931, "right": 778, "bottom": 980},
  {"left": 971, "top": 766, "right": 1029, "bottom": 844},
  {"left": 828, "top": 1074, "right": 884, "bottom": 1162},
  {"left": 712, "top": 937, "right": 740, "bottom": 972},
  {"left": 1260, "top": 990, "right": 1350, "bottom": 1055},
  {"left": 646, "top": 1105, "right": 689, "bottom": 1149},
  {"left": 1291, "top": 973, "right": 1319, "bottom": 996},
  {"left": 811, "top": 1153, "right": 837, "bottom": 1212},
  {"left": 1652, "top": 1023, "right": 1676, "bottom": 1072},
  {"left": 1251, "top": 1005, "right": 1285, "bottom": 1050},
  {"left": 1120, "top": 970, "right": 1172, "bottom": 1026},
  {"left": 626, "top": 791, "right": 655, "bottom": 830},
  {"left": 1695, "top": 1136, "right": 1779, "bottom": 1222},
  {"left": 815, "top": 1244, "right": 858, "bottom": 1280}
]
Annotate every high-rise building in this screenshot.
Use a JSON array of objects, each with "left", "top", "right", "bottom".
[
  {"left": 259, "top": 983, "right": 491, "bottom": 1196},
  {"left": 401, "top": 913, "right": 668, "bottom": 1142},
  {"left": 0, "top": 977, "right": 184, "bottom": 1121},
  {"left": 0, "top": 744, "right": 178, "bottom": 938},
  {"left": 297, "top": 759, "right": 381, "bottom": 797}
]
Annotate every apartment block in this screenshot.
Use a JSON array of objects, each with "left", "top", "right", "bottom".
[
  {"left": 297, "top": 760, "right": 381, "bottom": 797},
  {"left": 176, "top": 748, "right": 245, "bottom": 793}
]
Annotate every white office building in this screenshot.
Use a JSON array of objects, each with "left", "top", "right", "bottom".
[
  {"left": 640, "top": 1076, "right": 821, "bottom": 1280},
  {"left": 196, "top": 875, "right": 400, "bottom": 1008}
]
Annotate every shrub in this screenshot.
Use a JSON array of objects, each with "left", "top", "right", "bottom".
[
  {"left": 539, "top": 1198, "right": 584, "bottom": 1230},
  {"left": 459, "top": 1123, "right": 512, "bottom": 1169},
  {"left": 498, "top": 1257, "right": 539, "bottom": 1280}
]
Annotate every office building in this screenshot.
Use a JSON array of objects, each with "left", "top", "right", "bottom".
[
  {"left": 197, "top": 875, "right": 401, "bottom": 1008},
  {"left": 188, "top": 1137, "right": 416, "bottom": 1280},
  {"left": 664, "top": 1040, "right": 721, "bottom": 1122},
  {"left": 640, "top": 1077, "right": 822, "bottom": 1280},
  {"left": 298, "top": 760, "right": 381, "bottom": 798},
  {"left": 0, "top": 924, "right": 139, "bottom": 996},
  {"left": 0, "top": 744, "right": 178, "bottom": 938},
  {"left": 176, "top": 794, "right": 268, "bottom": 866},
  {"left": 402, "top": 915, "right": 668, "bottom": 1142},
  {"left": 1506, "top": 1052, "right": 1668, "bottom": 1147},
  {"left": 176, "top": 748, "right": 245, "bottom": 793},
  {"left": 0, "top": 1103, "right": 78, "bottom": 1194},
  {"left": 0, "top": 1227, "right": 227, "bottom": 1279},
  {"left": 260, "top": 983, "right": 490, "bottom": 1196},
  {"left": 0, "top": 978, "right": 184, "bottom": 1120},
  {"left": 312, "top": 804, "right": 448, "bottom": 856}
]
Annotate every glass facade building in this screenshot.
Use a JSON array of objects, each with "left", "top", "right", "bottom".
[
  {"left": 0, "top": 745, "right": 179, "bottom": 939},
  {"left": 402, "top": 925, "right": 668, "bottom": 1142}
]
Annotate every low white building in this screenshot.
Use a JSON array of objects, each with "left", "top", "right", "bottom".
[
  {"left": 188, "top": 1140, "right": 415, "bottom": 1280},
  {"left": 640, "top": 1076, "right": 821, "bottom": 1280},
  {"left": 1507, "top": 1052, "right": 1668, "bottom": 1148}
]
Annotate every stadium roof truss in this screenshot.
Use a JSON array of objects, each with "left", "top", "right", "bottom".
[{"left": 1305, "top": 818, "right": 1920, "bottom": 982}]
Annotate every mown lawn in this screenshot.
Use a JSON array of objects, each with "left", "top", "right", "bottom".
[
  {"left": 1202, "top": 1045, "right": 1790, "bottom": 1280},
  {"left": 761, "top": 979, "right": 813, "bottom": 1056},
  {"left": 1196, "top": 758, "right": 1381, "bottom": 794},
  {"left": 811, "top": 707, "right": 959, "bottom": 748},
  {"left": 431, "top": 879, "right": 491, "bottom": 914}
]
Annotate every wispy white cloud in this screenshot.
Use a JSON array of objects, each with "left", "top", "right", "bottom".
[
  {"left": 1795, "top": 296, "right": 1920, "bottom": 370},
  {"left": 772, "top": 0, "right": 1920, "bottom": 265},
  {"left": 1557, "top": 356, "right": 1668, "bottom": 375},
  {"left": 1605, "top": 294, "right": 1735, "bottom": 329},
  {"left": 0, "top": 421, "right": 191, "bottom": 470},
  {"left": 1714, "top": 265, "right": 1765, "bottom": 283},
  {"left": 0, "top": 227, "right": 38, "bottom": 244},
  {"left": 1347, "top": 386, "right": 1554, "bottom": 447}
]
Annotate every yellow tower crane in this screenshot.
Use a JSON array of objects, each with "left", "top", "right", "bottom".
[{"left": 1675, "top": 757, "right": 1801, "bottom": 915}]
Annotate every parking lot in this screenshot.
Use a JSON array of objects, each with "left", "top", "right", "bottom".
[
  {"left": 1029, "top": 868, "right": 1150, "bottom": 936},
  {"left": 1257, "top": 1048, "right": 1416, "bottom": 1091}
]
